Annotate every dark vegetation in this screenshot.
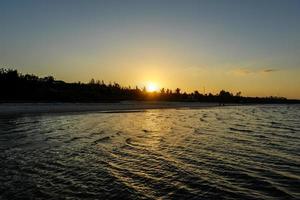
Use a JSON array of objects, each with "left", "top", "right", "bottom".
[{"left": 1, "top": 68, "right": 299, "bottom": 103}]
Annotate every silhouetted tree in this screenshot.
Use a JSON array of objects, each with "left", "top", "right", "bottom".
[
  {"left": 89, "top": 78, "right": 95, "bottom": 85},
  {"left": 236, "top": 91, "right": 242, "bottom": 97},
  {"left": 0, "top": 67, "right": 295, "bottom": 104}
]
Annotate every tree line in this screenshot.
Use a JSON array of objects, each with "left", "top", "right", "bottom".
[{"left": 0, "top": 68, "right": 298, "bottom": 103}]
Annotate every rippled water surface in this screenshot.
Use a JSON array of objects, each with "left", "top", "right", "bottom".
[{"left": 0, "top": 105, "right": 300, "bottom": 199}]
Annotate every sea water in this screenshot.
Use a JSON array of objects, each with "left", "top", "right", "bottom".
[{"left": 0, "top": 105, "right": 299, "bottom": 199}]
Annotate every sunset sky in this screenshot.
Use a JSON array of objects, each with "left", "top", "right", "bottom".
[{"left": 1, "top": 0, "right": 300, "bottom": 98}]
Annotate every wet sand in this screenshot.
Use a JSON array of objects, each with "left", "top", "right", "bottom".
[{"left": 0, "top": 101, "right": 220, "bottom": 115}]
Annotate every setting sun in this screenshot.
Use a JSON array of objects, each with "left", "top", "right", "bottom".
[
  {"left": 1, "top": 1, "right": 300, "bottom": 199},
  {"left": 146, "top": 82, "right": 159, "bottom": 92}
]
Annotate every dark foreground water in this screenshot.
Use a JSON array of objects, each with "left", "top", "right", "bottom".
[{"left": 0, "top": 105, "right": 299, "bottom": 200}]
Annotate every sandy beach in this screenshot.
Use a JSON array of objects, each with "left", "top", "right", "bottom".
[{"left": 0, "top": 101, "right": 220, "bottom": 115}]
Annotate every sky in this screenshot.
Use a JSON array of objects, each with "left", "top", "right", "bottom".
[{"left": 1, "top": 0, "right": 300, "bottom": 98}]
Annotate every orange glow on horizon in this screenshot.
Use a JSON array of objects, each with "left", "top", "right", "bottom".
[{"left": 146, "top": 82, "right": 159, "bottom": 92}]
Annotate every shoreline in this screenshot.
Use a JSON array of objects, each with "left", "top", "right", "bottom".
[{"left": 0, "top": 101, "right": 222, "bottom": 115}]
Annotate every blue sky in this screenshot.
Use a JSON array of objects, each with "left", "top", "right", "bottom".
[{"left": 1, "top": 0, "right": 300, "bottom": 98}]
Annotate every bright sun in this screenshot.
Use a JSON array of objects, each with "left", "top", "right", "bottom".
[{"left": 146, "top": 82, "right": 158, "bottom": 92}]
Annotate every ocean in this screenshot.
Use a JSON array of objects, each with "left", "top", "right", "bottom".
[{"left": 0, "top": 105, "right": 299, "bottom": 199}]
